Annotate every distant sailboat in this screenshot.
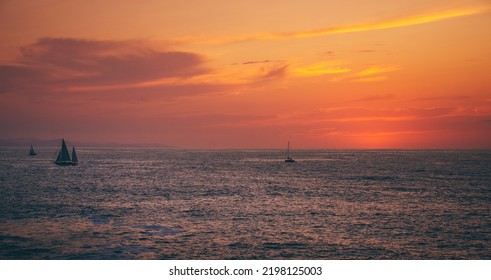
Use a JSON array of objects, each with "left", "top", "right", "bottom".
[
  {"left": 71, "top": 146, "right": 78, "bottom": 164},
  {"left": 54, "top": 138, "right": 78, "bottom": 166},
  {"left": 285, "top": 141, "right": 295, "bottom": 163},
  {"left": 29, "top": 144, "right": 37, "bottom": 156}
]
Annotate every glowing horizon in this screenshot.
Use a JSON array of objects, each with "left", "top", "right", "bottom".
[{"left": 1, "top": 0, "right": 490, "bottom": 149}]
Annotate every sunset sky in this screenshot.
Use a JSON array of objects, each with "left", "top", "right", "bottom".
[{"left": 1, "top": 0, "right": 490, "bottom": 148}]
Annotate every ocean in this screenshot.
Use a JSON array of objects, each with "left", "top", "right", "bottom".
[{"left": 0, "top": 148, "right": 490, "bottom": 259}]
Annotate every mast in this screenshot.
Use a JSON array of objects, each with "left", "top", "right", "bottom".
[{"left": 286, "top": 141, "right": 290, "bottom": 159}]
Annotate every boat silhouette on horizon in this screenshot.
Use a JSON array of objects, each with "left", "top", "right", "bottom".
[
  {"left": 54, "top": 138, "right": 78, "bottom": 166},
  {"left": 285, "top": 141, "right": 295, "bottom": 163},
  {"left": 29, "top": 144, "right": 37, "bottom": 156}
]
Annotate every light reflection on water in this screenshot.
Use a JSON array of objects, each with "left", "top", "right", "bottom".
[{"left": 0, "top": 149, "right": 490, "bottom": 259}]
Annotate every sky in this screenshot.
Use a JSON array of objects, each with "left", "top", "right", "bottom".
[{"left": 1, "top": 0, "right": 490, "bottom": 149}]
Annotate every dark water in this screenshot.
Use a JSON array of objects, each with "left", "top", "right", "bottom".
[{"left": 0, "top": 148, "right": 490, "bottom": 259}]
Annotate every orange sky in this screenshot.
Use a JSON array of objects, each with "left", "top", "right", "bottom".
[{"left": 1, "top": 0, "right": 490, "bottom": 148}]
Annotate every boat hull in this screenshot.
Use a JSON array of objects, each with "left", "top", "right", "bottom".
[{"left": 54, "top": 161, "right": 77, "bottom": 166}]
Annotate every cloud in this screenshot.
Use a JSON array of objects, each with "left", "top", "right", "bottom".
[
  {"left": 322, "top": 51, "right": 336, "bottom": 56},
  {"left": 236, "top": 60, "right": 274, "bottom": 65},
  {"left": 327, "top": 65, "right": 399, "bottom": 83},
  {"left": 258, "top": 65, "right": 289, "bottom": 80},
  {"left": 0, "top": 64, "right": 48, "bottom": 94},
  {"left": 312, "top": 129, "right": 431, "bottom": 137},
  {"left": 215, "top": 5, "right": 490, "bottom": 43},
  {"left": 293, "top": 62, "right": 351, "bottom": 77},
  {"left": 0, "top": 37, "right": 212, "bottom": 96},
  {"left": 355, "top": 66, "right": 399, "bottom": 77},
  {"left": 357, "top": 49, "right": 378, "bottom": 53},
  {"left": 0, "top": 38, "right": 291, "bottom": 100},
  {"left": 342, "top": 94, "right": 396, "bottom": 104}
]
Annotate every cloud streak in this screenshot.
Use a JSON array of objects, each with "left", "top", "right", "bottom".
[
  {"left": 216, "top": 5, "right": 490, "bottom": 43},
  {"left": 293, "top": 62, "right": 351, "bottom": 77}
]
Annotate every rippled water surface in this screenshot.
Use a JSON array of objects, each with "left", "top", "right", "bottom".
[{"left": 1, "top": 148, "right": 490, "bottom": 259}]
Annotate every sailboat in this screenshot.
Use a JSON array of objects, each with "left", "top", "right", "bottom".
[
  {"left": 71, "top": 146, "right": 78, "bottom": 164},
  {"left": 29, "top": 144, "right": 37, "bottom": 156},
  {"left": 285, "top": 141, "right": 295, "bottom": 163},
  {"left": 54, "top": 138, "right": 78, "bottom": 166}
]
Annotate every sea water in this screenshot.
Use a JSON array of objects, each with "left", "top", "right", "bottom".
[{"left": 0, "top": 148, "right": 490, "bottom": 259}]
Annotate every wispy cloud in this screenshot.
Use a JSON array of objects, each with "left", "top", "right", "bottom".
[
  {"left": 327, "top": 65, "right": 399, "bottom": 83},
  {"left": 313, "top": 129, "right": 432, "bottom": 137},
  {"left": 355, "top": 66, "right": 399, "bottom": 77},
  {"left": 215, "top": 5, "right": 490, "bottom": 43},
  {"left": 357, "top": 49, "right": 379, "bottom": 53},
  {"left": 293, "top": 62, "right": 351, "bottom": 77},
  {"left": 257, "top": 65, "right": 289, "bottom": 80},
  {"left": 232, "top": 60, "right": 281, "bottom": 65}
]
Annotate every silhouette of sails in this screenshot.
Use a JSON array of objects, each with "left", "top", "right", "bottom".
[{"left": 54, "top": 138, "right": 78, "bottom": 166}]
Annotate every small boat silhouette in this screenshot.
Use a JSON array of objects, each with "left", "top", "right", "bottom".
[
  {"left": 29, "top": 144, "right": 37, "bottom": 156},
  {"left": 285, "top": 141, "right": 295, "bottom": 163},
  {"left": 54, "top": 138, "right": 78, "bottom": 166}
]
